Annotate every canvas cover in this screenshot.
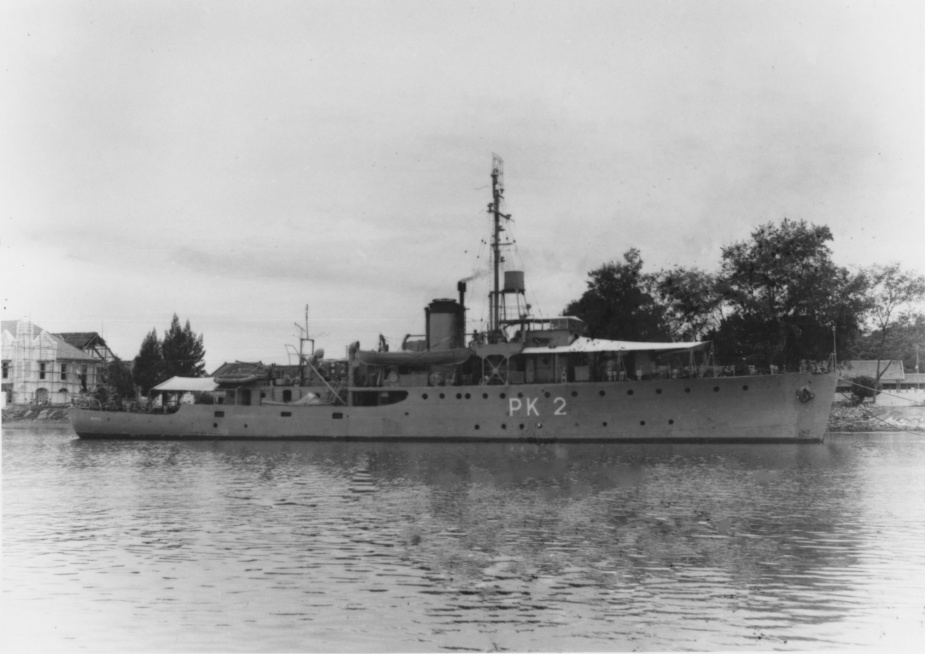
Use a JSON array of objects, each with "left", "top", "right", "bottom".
[
  {"left": 521, "top": 336, "right": 708, "bottom": 356},
  {"left": 152, "top": 377, "right": 219, "bottom": 393}
]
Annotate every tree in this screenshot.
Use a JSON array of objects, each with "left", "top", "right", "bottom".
[
  {"left": 161, "top": 314, "right": 207, "bottom": 379},
  {"left": 133, "top": 328, "right": 164, "bottom": 394},
  {"left": 563, "top": 248, "right": 671, "bottom": 341},
  {"left": 716, "top": 218, "right": 867, "bottom": 368},
  {"left": 654, "top": 267, "right": 725, "bottom": 341},
  {"left": 847, "top": 375, "right": 880, "bottom": 405},
  {"left": 857, "top": 264, "right": 925, "bottom": 382},
  {"left": 851, "top": 312, "right": 925, "bottom": 369},
  {"left": 95, "top": 357, "right": 137, "bottom": 406}
]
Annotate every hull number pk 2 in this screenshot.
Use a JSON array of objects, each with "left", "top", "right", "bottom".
[{"left": 508, "top": 397, "right": 567, "bottom": 417}]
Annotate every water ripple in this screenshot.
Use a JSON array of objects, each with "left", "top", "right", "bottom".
[{"left": 3, "top": 432, "right": 925, "bottom": 651}]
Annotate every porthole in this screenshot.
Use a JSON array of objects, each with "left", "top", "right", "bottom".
[
  {"left": 500, "top": 393, "right": 506, "bottom": 399},
  {"left": 244, "top": 424, "right": 248, "bottom": 428},
  {"left": 571, "top": 391, "right": 578, "bottom": 397},
  {"left": 713, "top": 386, "right": 720, "bottom": 392},
  {"left": 599, "top": 390, "right": 606, "bottom": 397},
  {"left": 501, "top": 424, "right": 507, "bottom": 430},
  {"left": 517, "top": 392, "right": 524, "bottom": 398},
  {"left": 544, "top": 391, "right": 551, "bottom": 398},
  {"left": 465, "top": 393, "right": 471, "bottom": 399},
  {"left": 656, "top": 388, "right": 662, "bottom": 394},
  {"left": 456, "top": 393, "right": 462, "bottom": 400},
  {"left": 640, "top": 420, "right": 646, "bottom": 426},
  {"left": 603, "top": 421, "right": 608, "bottom": 427},
  {"left": 475, "top": 424, "right": 480, "bottom": 430},
  {"left": 668, "top": 419, "right": 674, "bottom": 425},
  {"left": 742, "top": 385, "right": 749, "bottom": 391},
  {"left": 519, "top": 424, "right": 525, "bottom": 430},
  {"left": 439, "top": 393, "right": 446, "bottom": 399},
  {"left": 213, "top": 422, "right": 218, "bottom": 428},
  {"left": 684, "top": 387, "right": 691, "bottom": 393},
  {"left": 627, "top": 389, "right": 634, "bottom": 396},
  {"left": 482, "top": 393, "right": 488, "bottom": 399},
  {"left": 422, "top": 393, "right": 429, "bottom": 400}
]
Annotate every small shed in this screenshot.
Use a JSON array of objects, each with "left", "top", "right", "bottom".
[{"left": 837, "top": 360, "right": 905, "bottom": 390}]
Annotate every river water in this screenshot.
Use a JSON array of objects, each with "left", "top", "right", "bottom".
[{"left": 3, "top": 426, "right": 925, "bottom": 652}]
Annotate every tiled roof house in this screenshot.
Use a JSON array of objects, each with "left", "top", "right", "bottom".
[
  {"left": 54, "top": 331, "right": 117, "bottom": 362},
  {"left": 902, "top": 371, "right": 925, "bottom": 387},
  {"left": 837, "top": 360, "right": 905, "bottom": 390}
]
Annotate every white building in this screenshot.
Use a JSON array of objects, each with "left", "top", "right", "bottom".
[{"left": 1, "top": 320, "right": 105, "bottom": 405}]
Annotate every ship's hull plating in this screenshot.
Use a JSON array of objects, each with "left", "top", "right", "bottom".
[{"left": 72, "top": 373, "right": 836, "bottom": 442}]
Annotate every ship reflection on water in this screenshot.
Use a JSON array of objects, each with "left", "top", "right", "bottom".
[{"left": 3, "top": 428, "right": 925, "bottom": 651}]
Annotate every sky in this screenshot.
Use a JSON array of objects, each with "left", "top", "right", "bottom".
[{"left": 2, "top": 0, "right": 922, "bottom": 372}]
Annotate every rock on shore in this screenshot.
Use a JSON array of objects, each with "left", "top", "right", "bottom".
[
  {"left": 2, "top": 406, "right": 71, "bottom": 424},
  {"left": 827, "top": 404, "right": 925, "bottom": 432}
]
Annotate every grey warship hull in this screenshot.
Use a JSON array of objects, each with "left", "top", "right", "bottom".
[{"left": 71, "top": 372, "right": 835, "bottom": 442}]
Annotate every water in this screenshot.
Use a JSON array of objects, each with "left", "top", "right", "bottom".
[{"left": 4, "top": 426, "right": 925, "bottom": 652}]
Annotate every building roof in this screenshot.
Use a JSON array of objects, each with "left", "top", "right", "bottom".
[
  {"left": 54, "top": 332, "right": 109, "bottom": 350},
  {"left": 1, "top": 320, "right": 29, "bottom": 336},
  {"left": 53, "top": 339, "right": 97, "bottom": 361},
  {"left": 839, "top": 360, "right": 905, "bottom": 381},
  {"left": 2, "top": 320, "right": 99, "bottom": 362},
  {"left": 905, "top": 372, "right": 925, "bottom": 384},
  {"left": 211, "top": 361, "right": 270, "bottom": 384}
]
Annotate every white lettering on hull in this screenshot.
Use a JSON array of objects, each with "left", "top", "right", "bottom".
[
  {"left": 553, "top": 397, "right": 567, "bottom": 415},
  {"left": 509, "top": 397, "right": 568, "bottom": 417}
]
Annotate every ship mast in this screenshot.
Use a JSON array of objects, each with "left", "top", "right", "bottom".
[
  {"left": 489, "top": 154, "right": 509, "bottom": 337},
  {"left": 293, "top": 304, "right": 314, "bottom": 385}
]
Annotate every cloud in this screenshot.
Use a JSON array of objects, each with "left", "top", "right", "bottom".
[{"left": 3, "top": 0, "right": 921, "bottom": 371}]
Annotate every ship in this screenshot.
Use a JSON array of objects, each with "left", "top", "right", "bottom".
[{"left": 72, "top": 157, "right": 836, "bottom": 442}]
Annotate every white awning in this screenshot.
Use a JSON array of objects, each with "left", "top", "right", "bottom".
[
  {"left": 521, "top": 336, "right": 709, "bottom": 356},
  {"left": 152, "top": 376, "right": 219, "bottom": 392}
]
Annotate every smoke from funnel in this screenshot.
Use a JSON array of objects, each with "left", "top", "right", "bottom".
[{"left": 459, "top": 269, "right": 487, "bottom": 284}]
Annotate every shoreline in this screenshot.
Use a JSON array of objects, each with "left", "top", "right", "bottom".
[
  {"left": 2, "top": 420, "right": 74, "bottom": 430},
  {"left": 827, "top": 403, "right": 925, "bottom": 432}
]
